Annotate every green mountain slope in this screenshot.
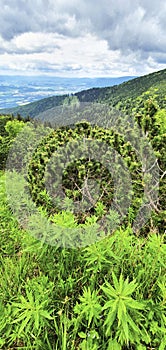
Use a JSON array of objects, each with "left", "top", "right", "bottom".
[
  {"left": 0, "top": 68, "right": 165, "bottom": 119},
  {"left": 0, "top": 94, "right": 68, "bottom": 119},
  {"left": 99, "top": 68, "right": 166, "bottom": 112}
]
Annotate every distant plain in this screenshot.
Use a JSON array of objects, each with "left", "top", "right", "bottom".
[{"left": 0, "top": 75, "right": 135, "bottom": 109}]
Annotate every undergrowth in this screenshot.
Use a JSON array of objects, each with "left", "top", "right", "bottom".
[{"left": 0, "top": 172, "right": 165, "bottom": 349}]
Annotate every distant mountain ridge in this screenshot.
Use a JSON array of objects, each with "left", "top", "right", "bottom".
[
  {"left": 0, "top": 75, "right": 136, "bottom": 110},
  {"left": 0, "top": 68, "right": 165, "bottom": 119}
]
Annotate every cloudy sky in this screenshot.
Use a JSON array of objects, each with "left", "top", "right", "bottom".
[{"left": 0, "top": 0, "right": 166, "bottom": 77}]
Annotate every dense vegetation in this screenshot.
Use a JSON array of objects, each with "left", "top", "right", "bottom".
[
  {"left": 0, "top": 68, "right": 165, "bottom": 119},
  {"left": 0, "top": 94, "right": 68, "bottom": 119},
  {"left": 0, "top": 69, "right": 165, "bottom": 349}
]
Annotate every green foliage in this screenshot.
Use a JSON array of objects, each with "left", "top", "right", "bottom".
[
  {"left": 78, "top": 330, "right": 99, "bottom": 350},
  {"left": 0, "top": 68, "right": 166, "bottom": 349},
  {"left": 74, "top": 287, "right": 102, "bottom": 327},
  {"left": 51, "top": 210, "right": 78, "bottom": 228},
  {"left": 27, "top": 121, "right": 144, "bottom": 230},
  {"left": 27, "top": 122, "right": 116, "bottom": 224},
  {"left": 102, "top": 273, "right": 144, "bottom": 345},
  {"left": 0, "top": 169, "right": 165, "bottom": 349},
  {"left": 154, "top": 109, "right": 166, "bottom": 134},
  {"left": 11, "top": 276, "right": 53, "bottom": 335},
  {"left": 0, "top": 116, "right": 27, "bottom": 170},
  {"left": 5, "top": 119, "right": 25, "bottom": 138}
]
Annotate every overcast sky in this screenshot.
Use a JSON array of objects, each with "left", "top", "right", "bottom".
[{"left": 0, "top": 0, "right": 166, "bottom": 77}]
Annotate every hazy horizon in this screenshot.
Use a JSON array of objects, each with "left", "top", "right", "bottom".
[{"left": 0, "top": 74, "right": 136, "bottom": 109}]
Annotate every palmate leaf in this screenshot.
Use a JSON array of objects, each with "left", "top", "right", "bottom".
[
  {"left": 12, "top": 306, "right": 53, "bottom": 333},
  {"left": 117, "top": 299, "right": 126, "bottom": 325},
  {"left": 74, "top": 287, "right": 102, "bottom": 327},
  {"left": 104, "top": 309, "right": 117, "bottom": 332},
  {"left": 12, "top": 309, "right": 33, "bottom": 335},
  {"left": 101, "top": 284, "right": 117, "bottom": 299},
  {"left": 122, "top": 279, "right": 138, "bottom": 296},
  {"left": 125, "top": 299, "right": 144, "bottom": 310},
  {"left": 103, "top": 300, "right": 118, "bottom": 335},
  {"left": 17, "top": 313, "right": 32, "bottom": 335},
  {"left": 12, "top": 310, "right": 29, "bottom": 323},
  {"left": 12, "top": 298, "right": 29, "bottom": 309},
  {"left": 121, "top": 316, "right": 129, "bottom": 343},
  {"left": 102, "top": 272, "right": 144, "bottom": 344},
  {"left": 40, "top": 310, "right": 53, "bottom": 320},
  {"left": 34, "top": 310, "right": 40, "bottom": 330},
  {"left": 127, "top": 312, "right": 141, "bottom": 334},
  {"left": 102, "top": 299, "right": 118, "bottom": 311},
  {"left": 26, "top": 290, "right": 34, "bottom": 304},
  {"left": 112, "top": 272, "right": 120, "bottom": 291},
  {"left": 88, "top": 309, "right": 94, "bottom": 327},
  {"left": 12, "top": 305, "right": 24, "bottom": 315},
  {"left": 104, "top": 272, "right": 139, "bottom": 298}
]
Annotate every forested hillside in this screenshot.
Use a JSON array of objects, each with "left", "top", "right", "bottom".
[
  {"left": 0, "top": 68, "right": 165, "bottom": 119},
  {"left": 0, "top": 68, "right": 165, "bottom": 349},
  {"left": 43, "top": 68, "right": 166, "bottom": 124}
]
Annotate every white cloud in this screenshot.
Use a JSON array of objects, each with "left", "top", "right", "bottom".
[{"left": 0, "top": 0, "right": 165, "bottom": 76}]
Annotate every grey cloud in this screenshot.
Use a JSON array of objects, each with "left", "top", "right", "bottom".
[
  {"left": 151, "top": 52, "right": 166, "bottom": 64},
  {"left": 0, "top": 40, "right": 60, "bottom": 55},
  {"left": 0, "top": 0, "right": 82, "bottom": 40},
  {"left": 85, "top": 1, "right": 166, "bottom": 55},
  {"left": 0, "top": 0, "right": 165, "bottom": 65}
]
